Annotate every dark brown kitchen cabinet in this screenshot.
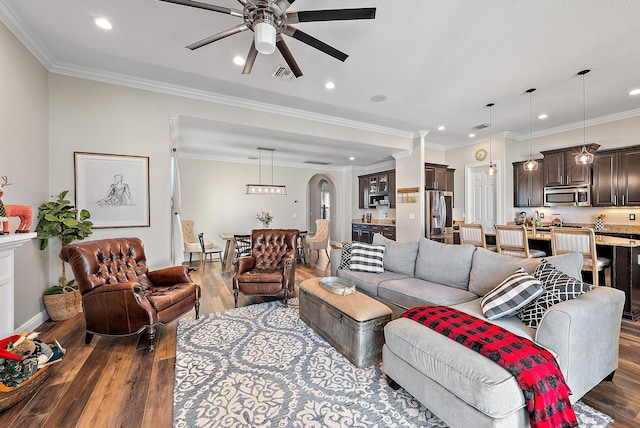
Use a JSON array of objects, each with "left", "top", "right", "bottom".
[
  {"left": 358, "top": 176, "right": 369, "bottom": 209},
  {"left": 388, "top": 171, "right": 396, "bottom": 208},
  {"left": 541, "top": 144, "right": 598, "bottom": 187},
  {"left": 352, "top": 223, "right": 396, "bottom": 243},
  {"left": 513, "top": 159, "right": 544, "bottom": 207},
  {"left": 445, "top": 168, "right": 455, "bottom": 193},
  {"left": 425, "top": 163, "right": 449, "bottom": 190},
  {"left": 592, "top": 145, "right": 640, "bottom": 207},
  {"left": 358, "top": 169, "right": 395, "bottom": 209}
]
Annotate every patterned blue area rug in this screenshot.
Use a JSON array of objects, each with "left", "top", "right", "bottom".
[{"left": 174, "top": 299, "right": 612, "bottom": 427}]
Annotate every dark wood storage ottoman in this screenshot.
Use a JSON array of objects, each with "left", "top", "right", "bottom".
[{"left": 299, "top": 278, "right": 392, "bottom": 368}]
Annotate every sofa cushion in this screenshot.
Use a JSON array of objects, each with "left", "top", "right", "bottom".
[
  {"left": 337, "top": 269, "right": 408, "bottom": 296},
  {"left": 517, "top": 259, "right": 592, "bottom": 328},
  {"left": 384, "top": 317, "right": 526, "bottom": 418},
  {"left": 372, "top": 233, "right": 419, "bottom": 276},
  {"left": 338, "top": 242, "right": 352, "bottom": 270},
  {"left": 414, "top": 238, "right": 475, "bottom": 290},
  {"left": 378, "top": 277, "right": 478, "bottom": 309},
  {"left": 349, "top": 242, "right": 385, "bottom": 273},
  {"left": 469, "top": 250, "right": 584, "bottom": 297},
  {"left": 480, "top": 267, "right": 544, "bottom": 320}
]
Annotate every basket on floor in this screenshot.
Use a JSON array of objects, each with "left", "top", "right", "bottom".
[
  {"left": 0, "top": 366, "right": 49, "bottom": 411},
  {"left": 43, "top": 286, "right": 81, "bottom": 321}
]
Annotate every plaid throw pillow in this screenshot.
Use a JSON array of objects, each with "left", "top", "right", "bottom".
[
  {"left": 517, "top": 259, "right": 591, "bottom": 328},
  {"left": 338, "top": 242, "right": 353, "bottom": 270},
  {"left": 349, "top": 242, "right": 385, "bottom": 273},
  {"left": 480, "top": 267, "right": 544, "bottom": 320}
]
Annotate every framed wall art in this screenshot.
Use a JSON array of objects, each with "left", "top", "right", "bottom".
[{"left": 74, "top": 152, "right": 150, "bottom": 228}]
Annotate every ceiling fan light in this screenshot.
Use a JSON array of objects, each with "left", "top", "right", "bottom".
[{"left": 255, "top": 22, "right": 276, "bottom": 54}]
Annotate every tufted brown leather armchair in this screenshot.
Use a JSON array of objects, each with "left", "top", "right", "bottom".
[
  {"left": 59, "top": 237, "right": 200, "bottom": 351},
  {"left": 233, "top": 229, "right": 299, "bottom": 308}
]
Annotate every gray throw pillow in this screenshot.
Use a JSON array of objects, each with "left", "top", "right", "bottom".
[
  {"left": 480, "top": 267, "right": 544, "bottom": 320},
  {"left": 349, "top": 242, "right": 385, "bottom": 274},
  {"left": 372, "top": 233, "right": 419, "bottom": 276},
  {"left": 414, "top": 238, "right": 475, "bottom": 290},
  {"left": 517, "top": 259, "right": 591, "bottom": 328}
]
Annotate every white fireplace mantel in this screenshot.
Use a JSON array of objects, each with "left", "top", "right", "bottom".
[{"left": 0, "top": 232, "right": 37, "bottom": 337}]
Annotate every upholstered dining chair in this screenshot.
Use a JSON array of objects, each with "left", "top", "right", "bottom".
[
  {"left": 305, "top": 219, "right": 331, "bottom": 262},
  {"left": 59, "top": 237, "right": 200, "bottom": 351},
  {"left": 181, "top": 220, "right": 213, "bottom": 262},
  {"left": 459, "top": 223, "right": 497, "bottom": 252},
  {"left": 233, "top": 229, "right": 298, "bottom": 308},
  {"left": 198, "top": 232, "right": 223, "bottom": 273},
  {"left": 495, "top": 224, "right": 546, "bottom": 258},
  {"left": 550, "top": 227, "right": 611, "bottom": 287}
]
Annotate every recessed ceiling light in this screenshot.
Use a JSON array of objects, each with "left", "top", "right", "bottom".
[
  {"left": 93, "top": 17, "right": 112, "bottom": 30},
  {"left": 468, "top": 133, "right": 476, "bottom": 138},
  {"left": 233, "top": 56, "right": 245, "bottom": 66},
  {"left": 349, "top": 156, "right": 355, "bottom": 161},
  {"left": 324, "top": 81, "right": 335, "bottom": 90},
  {"left": 437, "top": 125, "right": 445, "bottom": 131},
  {"left": 538, "top": 114, "right": 548, "bottom": 119},
  {"left": 629, "top": 88, "right": 640, "bottom": 96},
  {"left": 370, "top": 94, "right": 387, "bottom": 102}
]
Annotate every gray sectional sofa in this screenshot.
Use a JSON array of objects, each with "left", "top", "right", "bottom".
[{"left": 329, "top": 235, "right": 625, "bottom": 428}]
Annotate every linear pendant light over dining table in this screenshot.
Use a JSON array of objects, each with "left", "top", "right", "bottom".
[
  {"left": 523, "top": 88, "right": 539, "bottom": 171},
  {"left": 246, "top": 147, "right": 287, "bottom": 195}
]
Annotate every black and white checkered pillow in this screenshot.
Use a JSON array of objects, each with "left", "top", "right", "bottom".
[
  {"left": 517, "top": 259, "right": 591, "bottom": 328},
  {"left": 349, "top": 242, "right": 385, "bottom": 273},
  {"left": 480, "top": 267, "right": 544, "bottom": 320},
  {"left": 338, "top": 242, "right": 353, "bottom": 270}
]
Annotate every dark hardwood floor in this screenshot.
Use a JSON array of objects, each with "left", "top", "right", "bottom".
[{"left": 1, "top": 253, "right": 638, "bottom": 427}]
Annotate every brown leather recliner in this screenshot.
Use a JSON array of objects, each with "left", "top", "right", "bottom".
[
  {"left": 59, "top": 237, "right": 200, "bottom": 351},
  {"left": 233, "top": 229, "right": 298, "bottom": 308}
]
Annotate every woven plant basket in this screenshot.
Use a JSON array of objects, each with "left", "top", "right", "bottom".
[
  {"left": 0, "top": 366, "right": 49, "bottom": 411},
  {"left": 43, "top": 286, "right": 81, "bottom": 321}
]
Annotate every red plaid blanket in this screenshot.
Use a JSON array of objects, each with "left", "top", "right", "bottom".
[{"left": 401, "top": 306, "right": 577, "bottom": 428}]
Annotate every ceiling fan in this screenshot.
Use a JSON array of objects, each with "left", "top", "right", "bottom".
[{"left": 157, "top": 0, "right": 376, "bottom": 78}]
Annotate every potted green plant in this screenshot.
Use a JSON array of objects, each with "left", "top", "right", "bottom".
[{"left": 35, "top": 191, "right": 93, "bottom": 321}]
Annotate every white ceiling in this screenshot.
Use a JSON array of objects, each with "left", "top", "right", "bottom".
[{"left": 2, "top": 0, "right": 640, "bottom": 168}]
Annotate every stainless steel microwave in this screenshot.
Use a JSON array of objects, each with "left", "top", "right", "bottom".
[{"left": 543, "top": 185, "right": 591, "bottom": 207}]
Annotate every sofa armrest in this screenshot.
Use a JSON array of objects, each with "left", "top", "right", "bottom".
[
  {"left": 330, "top": 248, "right": 343, "bottom": 276},
  {"left": 535, "top": 286, "right": 625, "bottom": 400}
]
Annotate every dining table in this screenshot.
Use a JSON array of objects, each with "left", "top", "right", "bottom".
[{"left": 482, "top": 229, "right": 640, "bottom": 320}]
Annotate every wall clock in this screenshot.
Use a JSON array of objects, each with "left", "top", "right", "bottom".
[{"left": 475, "top": 149, "right": 488, "bottom": 161}]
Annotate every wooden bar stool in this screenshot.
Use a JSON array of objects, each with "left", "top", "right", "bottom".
[
  {"left": 550, "top": 227, "right": 611, "bottom": 287},
  {"left": 495, "top": 224, "right": 546, "bottom": 258},
  {"left": 459, "top": 223, "right": 497, "bottom": 252}
]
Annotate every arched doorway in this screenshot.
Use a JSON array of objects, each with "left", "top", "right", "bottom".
[{"left": 307, "top": 174, "right": 337, "bottom": 244}]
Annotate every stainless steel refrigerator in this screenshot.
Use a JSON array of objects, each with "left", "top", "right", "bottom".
[{"left": 425, "top": 190, "right": 453, "bottom": 242}]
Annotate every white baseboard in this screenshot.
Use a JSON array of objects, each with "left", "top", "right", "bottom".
[{"left": 14, "top": 309, "right": 49, "bottom": 334}]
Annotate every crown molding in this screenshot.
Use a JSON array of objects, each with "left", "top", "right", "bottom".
[{"left": 0, "top": 1, "right": 54, "bottom": 68}]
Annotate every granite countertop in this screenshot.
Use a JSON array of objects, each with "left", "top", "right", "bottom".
[
  {"left": 509, "top": 222, "right": 640, "bottom": 235},
  {"left": 352, "top": 219, "right": 396, "bottom": 226}
]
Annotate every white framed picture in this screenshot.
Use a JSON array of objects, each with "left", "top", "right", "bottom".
[{"left": 74, "top": 152, "right": 150, "bottom": 228}]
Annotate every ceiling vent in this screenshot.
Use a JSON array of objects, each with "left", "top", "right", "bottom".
[
  {"left": 474, "top": 123, "right": 489, "bottom": 130},
  {"left": 272, "top": 65, "right": 295, "bottom": 81},
  {"left": 304, "top": 160, "right": 332, "bottom": 165}
]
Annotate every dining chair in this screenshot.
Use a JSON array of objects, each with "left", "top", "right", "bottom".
[
  {"left": 495, "top": 224, "right": 546, "bottom": 258},
  {"left": 181, "top": 220, "right": 214, "bottom": 262},
  {"left": 459, "top": 223, "right": 497, "bottom": 252},
  {"left": 234, "top": 234, "right": 252, "bottom": 260},
  {"left": 550, "top": 227, "right": 611, "bottom": 287},
  {"left": 198, "top": 232, "right": 223, "bottom": 273},
  {"left": 305, "top": 219, "right": 331, "bottom": 262},
  {"left": 296, "top": 230, "right": 308, "bottom": 265}
]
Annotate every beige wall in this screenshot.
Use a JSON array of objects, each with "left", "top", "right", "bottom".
[{"left": 1, "top": 22, "right": 49, "bottom": 329}]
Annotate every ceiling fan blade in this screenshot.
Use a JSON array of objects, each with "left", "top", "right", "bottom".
[
  {"left": 276, "top": 0, "right": 297, "bottom": 11},
  {"left": 276, "top": 35, "right": 302, "bottom": 78},
  {"left": 284, "top": 27, "right": 348, "bottom": 62},
  {"left": 186, "top": 24, "right": 249, "bottom": 50},
  {"left": 157, "top": 0, "right": 243, "bottom": 18},
  {"left": 242, "top": 42, "right": 258, "bottom": 75},
  {"left": 286, "top": 8, "right": 376, "bottom": 23}
]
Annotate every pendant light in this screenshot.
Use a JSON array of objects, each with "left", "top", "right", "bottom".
[
  {"left": 485, "top": 103, "right": 497, "bottom": 176},
  {"left": 246, "top": 147, "right": 287, "bottom": 195},
  {"left": 575, "top": 69, "right": 595, "bottom": 165},
  {"left": 523, "top": 88, "right": 539, "bottom": 171}
]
